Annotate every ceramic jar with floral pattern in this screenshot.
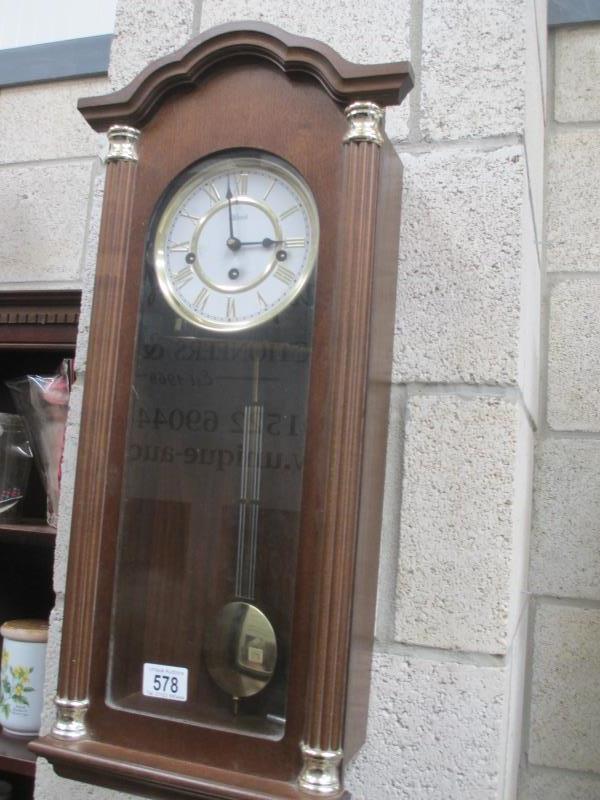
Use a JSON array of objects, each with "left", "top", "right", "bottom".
[{"left": 0, "top": 619, "right": 48, "bottom": 737}]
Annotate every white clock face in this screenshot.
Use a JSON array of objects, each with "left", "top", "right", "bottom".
[{"left": 153, "top": 152, "right": 319, "bottom": 331}]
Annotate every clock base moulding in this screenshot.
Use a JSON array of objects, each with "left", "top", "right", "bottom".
[{"left": 34, "top": 738, "right": 353, "bottom": 800}]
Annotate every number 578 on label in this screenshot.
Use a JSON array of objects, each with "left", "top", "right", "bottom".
[{"left": 143, "top": 663, "right": 188, "bottom": 702}]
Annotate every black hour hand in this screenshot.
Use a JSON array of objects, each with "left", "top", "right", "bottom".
[{"left": 238, "top": 238, "right": 284, "bottom": 248}]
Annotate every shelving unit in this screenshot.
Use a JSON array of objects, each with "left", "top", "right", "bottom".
[
  {"left": 0, "top": 291, "right": 80, "bottom": 799},
  {"left": 0, "top": 735, "right": 36, "bottom": 777}
]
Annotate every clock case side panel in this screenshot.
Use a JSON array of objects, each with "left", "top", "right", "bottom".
[{"left": 342, "top": 140, "right": 403, "bottom": 764}]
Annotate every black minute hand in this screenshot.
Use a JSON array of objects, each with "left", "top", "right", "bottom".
[{"left": 226, "top": 177, "right": 241, "bottom": 251}]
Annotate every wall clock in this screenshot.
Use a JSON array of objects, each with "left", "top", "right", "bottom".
[{"left": 32, "top": 22, "right": 412, "bottom": 800}]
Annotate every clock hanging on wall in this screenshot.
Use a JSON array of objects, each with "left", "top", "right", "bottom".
[{"left": 32, "top": 22, "right": 412, "bottom": 800}]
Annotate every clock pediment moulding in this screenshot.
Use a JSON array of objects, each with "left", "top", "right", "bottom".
[{"left": 78, "top": 21, "right": 413, "bottom": 130}]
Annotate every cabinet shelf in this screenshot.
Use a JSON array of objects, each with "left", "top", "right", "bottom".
[
  {"left": 0, "top": 732, "right": 36, "bottom": 777},
  {"left": 0, "top": 521, "right": 56, "bottom": 546}
]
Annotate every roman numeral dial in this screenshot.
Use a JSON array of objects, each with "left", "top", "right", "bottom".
[
  {"left": 274, "top": 265, "right": 296, "bottom": 286},
  {"left": 153, "top": 153, "right": 319, "bottom": 332},
  {"left": 172, "top": 265, "right": 194, "bottom": 290}
]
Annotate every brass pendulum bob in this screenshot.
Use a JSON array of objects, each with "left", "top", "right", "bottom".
[{"left": 204, "top": 357, "right": 277, "bottom": 707}]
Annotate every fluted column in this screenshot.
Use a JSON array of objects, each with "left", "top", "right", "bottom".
[
  {"left": 298, "top": 103, "right": 384, "bottom": 796},
  {"left": 52, "top": 126, "right": 140, "bottom": 739}
]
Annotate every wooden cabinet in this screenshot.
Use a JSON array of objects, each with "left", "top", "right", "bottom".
[{"left": 0, "top": 291, "right": 79, "bottom": 798}]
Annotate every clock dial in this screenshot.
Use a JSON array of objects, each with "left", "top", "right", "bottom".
[{"left": 153, "top": 153, "right": 319, "bottom": 331}]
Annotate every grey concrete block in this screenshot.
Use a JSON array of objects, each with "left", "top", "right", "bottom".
[
  {"left": 0, "top": 78, "right": 108, "bottom": 164},
  {"left": 546, "top": 129, "right": 600, "bottom": 272},
  {"left": 36, "top": 602, "right": 129, "bottom": 800},
  {"left": 346, "top": 651, "right": 505, "bottom": 799},
  {"left": 555, "top": 24, "right": 600, "bottom": 123},
  {"left": 109, "top": 0, "right": 198, "bottom": 91},
  {"left": 74, "top": 170, "right": 105, "bottom": 375},
  {"left": 528, "top": 603, "right": 600, "bottom": 772},
  {"left": 519, "top": 196, "right": 541, "bottom": 423},
  {"left": 501, "top": 604, "right": 530, "bottom": 799},
  {"left": 35, "top": 757, "right": 136, "bottom": 800},
  {"left": 51, "top": 171, "right": 102, "bottom": 590},
  {"left": 525, "top": 0, "right": 546, "bottom": 240},
  {"left": 52, "top": 381, "right": 85, "bottom": 594},
  {"left": 0, "top": 160, "right": 94, "bottom": 285},
  {"left": 534, "top": 0, "right": 548, "bottom": 104},
  {"left": 392, "top": 146, "right": 524, "bottom": 387},
  {"left": 421, "top": 0, "right": 525, "bottom": 140},
  {"left": 200, "top": 0, "right": 411, "bottom": 140},
  {"left": 374, "top": 387, "right": 406, "bottom": 640},
  {"left": 394, "top": 394, "right": 523, "bottom": 654},
  {"left": 547, "top": 281, "right": 600, "bottom": 431},
  {"left": 38, "top": 599, "right": 63, "bottom": 736},
  {"left": 531, "top": 439, "right": 600, "bottom": 599},
  {"left": 519, "top": 768, "right": 600, "bottom": 800}
]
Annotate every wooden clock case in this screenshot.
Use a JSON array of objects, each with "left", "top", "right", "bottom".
[{"left": 32, "top": 22, "right": 412, "bottom": 800}]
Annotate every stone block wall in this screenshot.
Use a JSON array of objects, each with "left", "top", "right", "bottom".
[
  {"left": 0, "top": 77, "right": 106, "bottom": 289},
  {"left": 0, "top": 1, "right": 546, "bottom": 798},
  {"left": 518, "top": 21, "right": 600, "bottom": 800}
]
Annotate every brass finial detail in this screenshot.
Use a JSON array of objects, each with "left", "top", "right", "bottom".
[
  {"left": 298, "top": 743, "right": 343, "bottom": 795},
  {"left": 343, "top": 101, "right": 385, "bottom": 146},
  {"left": 106, "top": 125, "right": 141, "bottom": 163},
  {"left": 52, "top": 696, "right": 89, "bottom": 739}
]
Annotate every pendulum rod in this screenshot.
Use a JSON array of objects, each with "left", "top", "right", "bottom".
[
  {"left": 234, "top": 356, "right": 264, "bottom": 601},
  {"left": 205, "top": 352, "right": 276, "bottom": 707}
]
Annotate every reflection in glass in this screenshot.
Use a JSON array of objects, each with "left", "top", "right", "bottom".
[{"left": 107, "top": 155, "right": 317, "bottom": 740}]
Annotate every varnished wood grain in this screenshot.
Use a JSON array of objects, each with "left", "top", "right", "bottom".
[
  {"left": 303, "top": 140, "right": 382, "bottom": 754},
  {"left": 343, "top": 140, "right": 403, "bottom": 761},
  {"left": 57, "top": 158, "right": 139, "bottom": 702},
  {"left": 78, "top": 22, "right": 413, "bottom": 131},
  {"left": 0, "top": 290, "right": 80, "bottom": 346},
  {"left": 33, "top": 737, "right": 352, "bottom": 799}
]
